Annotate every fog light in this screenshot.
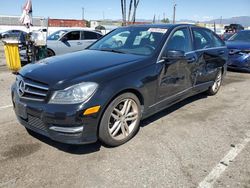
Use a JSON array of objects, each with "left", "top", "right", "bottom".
[{"left": 49, "top": 126, "right": 83, "bottom": 133}]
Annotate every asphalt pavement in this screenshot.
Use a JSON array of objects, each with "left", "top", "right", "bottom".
[{"left": 0, "top": 66, "right": 250, "bottom": 187}]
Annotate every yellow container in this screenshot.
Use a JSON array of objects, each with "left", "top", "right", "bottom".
[{"left": 3, "top": 41, "right": 21, "bottom": 72}]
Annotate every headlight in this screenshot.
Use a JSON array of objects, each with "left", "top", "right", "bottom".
[{"left": 49, "top": 82, "right": 98, "bottom": 104}]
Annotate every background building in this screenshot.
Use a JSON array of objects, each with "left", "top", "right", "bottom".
[{"left": 48, "top": 19, "right": 87, "bottom": 27}]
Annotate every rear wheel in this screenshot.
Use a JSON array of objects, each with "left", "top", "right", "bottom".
[
  {"left": 207, "top": 70, "right": 223, "bottom": 95},
  {"left": 99, "top": 93, "right": 141, "bottom": 147}
]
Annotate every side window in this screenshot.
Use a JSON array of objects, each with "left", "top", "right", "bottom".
[
  {"left": 212, "top": 33, "right": 225, "bottom": 47},
  {"left": 64, "top": 31, "right": 80, "bottom": 41},
  {"left": 84, "top": 31, "right": 98, "bottom": 40},
  {"left": 167, "top": 27, "right": 192, "bottom": 53},
  {"left": 192, "top": 28, "right": 214, "bottom": 50}
]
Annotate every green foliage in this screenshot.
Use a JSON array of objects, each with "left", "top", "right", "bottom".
[{"left": 161, "top": 18, "right": 170, "bottom": 23}]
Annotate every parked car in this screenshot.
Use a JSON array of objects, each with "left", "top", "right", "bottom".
[
  {"left": 226, "top": 30, "right": 250, "bottom": 72},
  {"left": 221, "top": 32, "right": 234, "bottom": 41},
  {"left": 224, "top": 24, "right": 244, "bottom": 33},
  {"left": 0, "top": 29, "right": 27, "bottom": 39},
  {"left": 46, "top": 29, "right": 103, "bottom": 56},
  {"left": 12, "top": 24, "right": 227, "bottom": 146}
]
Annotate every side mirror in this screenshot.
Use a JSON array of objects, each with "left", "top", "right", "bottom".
[
  {"left": 162, "top": 50, "right": 185, "bottom": 60},
  {"left": 60, "top": 36, "right": 67, "bottom": 42}
]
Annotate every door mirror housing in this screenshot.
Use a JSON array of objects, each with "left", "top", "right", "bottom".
[
  {"left": 162, "top": 50, "right": 185, "bottom": 60},
  {"left": 60, "top": 36, "right": 67, "bottom": 42}
]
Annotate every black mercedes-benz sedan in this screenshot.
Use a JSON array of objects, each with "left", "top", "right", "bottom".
[{"left": 12, "top": 24, "right": 228, "bottom": 146}]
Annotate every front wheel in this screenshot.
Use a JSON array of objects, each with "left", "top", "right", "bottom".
[
  {"left": 207, "top": 70, "right": 223, "bottom": 95},
  {"left": 99, "top": 93, "right": 141, "bottom": 147},
  {"left": 47, "top": 49, "right": 55, "bottom": 57}
]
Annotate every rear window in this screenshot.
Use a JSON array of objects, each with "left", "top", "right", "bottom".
[
  {"left": 192, "top": 28, "right": 224, "bottom": 50},
  {"left": 83, "top": 31, "right": 98, "bottom": 40}
]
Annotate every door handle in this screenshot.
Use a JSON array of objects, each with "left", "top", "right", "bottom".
[{"left": 77, "top": 42, "right": 82, "bottom": 45}]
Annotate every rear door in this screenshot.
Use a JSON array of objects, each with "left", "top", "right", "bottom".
[
  {"left": 191, "top": 27, "right": 227, "bottom": 85},
  {"left": 81, "top": 31, "right": 101, "bottom": 49},
  {"left": 157, "top": 26, "right": 197, "bottom": 101}
]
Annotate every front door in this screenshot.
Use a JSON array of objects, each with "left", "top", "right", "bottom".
[
  {"left": 157, "top": 27, "right": 196, "bottom": 102},
  {"left": 57, "top": 31, "right": 81, "bottom": 54}
]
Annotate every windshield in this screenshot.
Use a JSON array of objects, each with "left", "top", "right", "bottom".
[
  {"left": 228, "top": 31, "right": 250, "bottom": 42},
  {"left": 47, "top": 30, "right": 67, "bottom": 40},
  {"left": 89, "top": 27, "right": 167, "bottom": 56}
]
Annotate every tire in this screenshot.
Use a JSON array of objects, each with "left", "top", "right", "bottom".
[
  {"left": 207, "top": 69, "right": 223, "bottom": 95},
  {"left": 47, "top": 49, "right": 55, "bottom": 57},
  {"left": 99, "top": 93, "right": 141, "bottom": 147}
]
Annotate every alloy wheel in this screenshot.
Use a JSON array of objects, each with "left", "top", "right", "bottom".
[
  {"left": 212, "top": 71, "right": 222, "bottom": 93},
  {"left": 108, "top": 99, "right": 139, "bottom": 140}
]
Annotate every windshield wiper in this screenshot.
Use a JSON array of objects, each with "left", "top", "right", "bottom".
[{"left": 99, "top": 48, "right": 126, "bottom": 54}]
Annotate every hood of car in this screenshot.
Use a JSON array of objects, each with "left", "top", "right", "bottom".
[
  {"left": 226, "top": 41, "right": 250, "bottom": 50},
  {"left": 19, "top": 50, "right": 145, "bottom": 87}
]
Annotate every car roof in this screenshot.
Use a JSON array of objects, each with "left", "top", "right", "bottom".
[
  {"left": 124, "top": 24, "right": 194, "bottom": 29},
  {"left": 62, "top": 29, "right": 102, "bottom": 34}
]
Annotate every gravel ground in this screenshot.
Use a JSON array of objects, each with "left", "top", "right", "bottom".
[
  {"left": 0, "top": 57, "right": 250, "bottom": 187},
  {"left": 0, "top": 42, "right": 6, "bottom": 67}
]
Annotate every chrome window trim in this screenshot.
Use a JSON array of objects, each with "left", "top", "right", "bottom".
[{"left": 185, "top": 46, "right": 227, "bottom": 55}]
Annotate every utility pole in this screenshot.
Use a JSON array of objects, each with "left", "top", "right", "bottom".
[
  {"left": 82, "top": 7, "right": 85, "bottom": 20},
  {"left": 103, "top": 11, "right": 105, "bottom": 21},
  {"left": 173, "top": 3, "right": 177, "bottom": 24},
  {"left": 153, "top": 14, "right": 156, "bottom": 24}
]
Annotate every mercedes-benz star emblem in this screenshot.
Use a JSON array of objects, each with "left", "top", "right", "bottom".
[{"left": 18, "top": 79, "right": 25, "bottom": 97}]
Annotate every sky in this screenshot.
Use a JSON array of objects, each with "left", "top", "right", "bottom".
[{"left": 0, "top": 0, "right": 249, "bottom": 21}]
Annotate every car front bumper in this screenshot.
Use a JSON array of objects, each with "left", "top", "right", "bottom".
[
  {"left": 227, "top": 65, "right": 250, "bottom": 72},
  {"left": 227, "top": 55, "right": 250, "bottom": 72},
  {"left": 11, "top": 84, "right": 100, "bottom": 145}
]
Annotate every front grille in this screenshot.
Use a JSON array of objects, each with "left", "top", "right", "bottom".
[
  {"left": 16, "top": 75, "right": 49, "bottom": 101},
  {"left": 27, "top": 115, "right": 47, "bottom": 131}
]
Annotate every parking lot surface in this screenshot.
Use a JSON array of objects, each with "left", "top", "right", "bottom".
[{"left": 0, "top": 66, "right": 250, "bottom": 187}]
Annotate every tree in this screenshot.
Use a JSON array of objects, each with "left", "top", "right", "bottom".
[
  {"left": 127, "top": 0, "right": 133, "bottom": 24},
  {"left": 161, "top": 18, "right": 170, "bottom": 23},
  {"left": 121, "top": 0, "right": 125, "bottom": 25},
  {"left": 121, "top": 0, "right": 140, "bottom": 26},
  {"left": 152, "top": 14, "right": 156, "bottom": 24},
  {"left": 131, "top": 0, "right": 140, "bottom": 23}
]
